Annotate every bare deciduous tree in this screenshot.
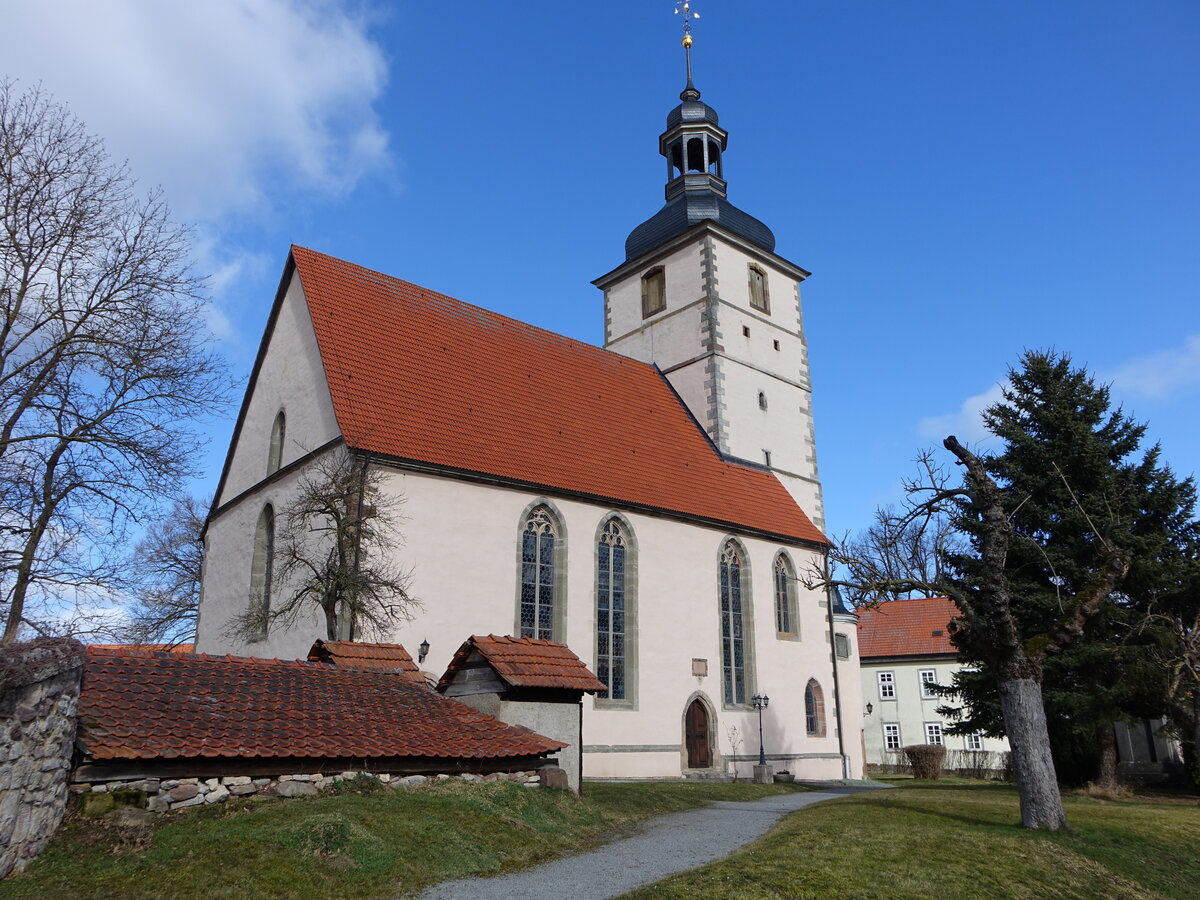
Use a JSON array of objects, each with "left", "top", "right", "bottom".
[
  {"left": 120, "top": 495, "right": 207, "bottom": 646},
  {"left": 0, "top": 82, "right": 230, "bottom": 643},
  {"left": 227, "top": 449, "right": 417, "bottom": 643}
]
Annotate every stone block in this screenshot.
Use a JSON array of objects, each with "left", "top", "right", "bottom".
[
  {"left": 170, "top": 795, "right": 205, "bottom": 810},
  {"left": 522, "top": 782, "right": 540, "bottom": 789},
  {"left": 752, "top": 765, "right": 773, "bottom": 785},
  {"left": 107, "top": 807, "right": 155, "bottom": 827},
  {"left": 273, "top": 780, "right": 317, "bottom": 798},
  {"left": 222, "top": 776, "right": 252, "bottom": 786},
  {"left": 204, "top": 785, "right": 230, "bottom": 804},
  {"left": 229, "top": 784, "right": 257, "bottom": 796},
  {"left": 252, "top": 778, "right": 270, "bottom": 786},
  {"left": 538, "top": 766, "right": 570, "bottom": 792},
  {"left": 80, "top": 792, "right": 116, "bottom": 818},
  {"left": 147, "top": 796, "right": 169, "bottom": 813},
  {"left": 110, "top": 790, "right": 148, "bottom": 810},
  {"left": 167, "top": 784, "right": 199, "bottom": 802},
  {"left": 129, "top": 779, "right": 160, "bottom": 793},
  {"left": 377, "top": 774, "right": 391, "bottom": 783},
  {"left": 204, "top": 778, "right": 220, "bottom": 789},
  {"left": 435, "top": 773, "right": 449, "bottom": 781}
]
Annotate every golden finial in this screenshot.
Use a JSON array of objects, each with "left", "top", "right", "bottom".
[{"left": 674, "top": 1, "right": 700, "bottom": 89}]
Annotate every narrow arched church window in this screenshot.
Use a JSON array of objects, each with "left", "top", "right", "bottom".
[
  {"left": 267, "top": 410, "right": 286, "bottom": 475},
  {"left": 641, "top": 267, "right": 665, "bottom": 318},
  {"left": 248, "top": 505, "right": 274, "bottom": 641},
  {"left": 805, "top": 679, "right": 826, "bottom": 736},
  {"left": 719, "top": 539, "right": 750, "bottom": 705},
  {"left": 748, "top": 265, "right": 769, "bottom": 313},
  {"left": 774, "top": 553, "right": 796, "bottom": 636},
  {"left": 521, "top": 506, "right": 558, "bottom": 640},
  {"left": 596, "top": 519, "right": 628, "bottom": 700}
]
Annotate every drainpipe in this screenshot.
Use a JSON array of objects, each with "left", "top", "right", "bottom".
[{"left": 824, "top": 554, "right": 850, "bottom": 780}]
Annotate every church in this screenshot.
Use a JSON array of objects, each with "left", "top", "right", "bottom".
[{"left": 195, "top": 25, "right": 864, "bottom": 781}]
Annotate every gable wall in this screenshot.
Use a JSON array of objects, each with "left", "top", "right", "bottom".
[{"left": 217, "top": 271, "right": 341, "bottom": 506}]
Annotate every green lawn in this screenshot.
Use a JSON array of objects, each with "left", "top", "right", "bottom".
[
  {"left": 0, "top": 780, "right": 803, "bottom": 900},
  {"left": 619, "top": 782, "right": 1200, "bottom": 900}
]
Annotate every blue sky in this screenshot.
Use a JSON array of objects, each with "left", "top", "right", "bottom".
[{"left": 7, "top": 0, "right": 1198, "bottom": 539}]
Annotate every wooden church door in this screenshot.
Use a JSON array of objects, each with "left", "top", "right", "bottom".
[{"left": 685, "top": 699, "right": 710, "bottom": 768}]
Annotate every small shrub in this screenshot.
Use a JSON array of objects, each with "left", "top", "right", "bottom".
[
  {"left": 947, "top": 749, "right": 1004, "bottom": 780},
  {"left": 1080, "top": 780, "right": 1134, "bottom": 801},
  {"left": 903, "top": 744, "right": 947, "bottom": 780},
  {"left": 329, "top": 773, "right": 385, "bottom": 795}
]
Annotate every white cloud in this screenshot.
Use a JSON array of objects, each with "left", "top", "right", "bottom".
[
  {"left": 1108, "top": 334, "right": 1200, "bottom": 402},
  {"left": 4, "top": 0, "right": 390, "bottom": 222},
  {"left": 916, "top": 382, "right": 1006, "bottom": 445}
]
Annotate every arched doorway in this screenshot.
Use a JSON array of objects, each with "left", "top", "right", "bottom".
[{"left": 685, "top": 698, "right": 712, "bottom": 769}]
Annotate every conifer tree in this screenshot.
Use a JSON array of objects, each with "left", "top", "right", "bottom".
[{"left": 830, "top": 350, "right": 1197, "bottom": 828}]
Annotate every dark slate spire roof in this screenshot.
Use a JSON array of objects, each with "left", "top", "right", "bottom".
[{"left": 625, "top": 82, "right": 775, "bottom": 262}]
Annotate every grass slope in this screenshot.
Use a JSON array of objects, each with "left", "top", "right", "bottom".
[
  {"left": 0, "top": 780, "right": 803, "bottom": 900},
  {"left": 619, "top": 782, "right": 1200, "bottom": 900}
]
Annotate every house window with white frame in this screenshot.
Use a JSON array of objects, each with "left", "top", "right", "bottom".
[
  {"left": 883, "top": 723, "right": 901, "bottom": 751},
  {"left": 877, "top": 670, "right": 895, "bottom": 700},
  {"left": 965, "top": 733, "right": 984, "bottom": 752},
  {"left": 919, "top": 669, "right": 938, "bottom": 699},
  {"left": 924, "top": 722, "right": 944, "bottom": 745}
]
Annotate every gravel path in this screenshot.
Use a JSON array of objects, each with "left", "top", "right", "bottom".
[{"left": 413, "top": 782, "right": 889, "bottom": 900}]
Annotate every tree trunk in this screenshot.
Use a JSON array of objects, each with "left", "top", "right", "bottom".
[
  {"left": 999, "top": 677, "right": 1070, "bottom": 831},
  {"left": 1096, "top": 724, "right": 1118, "bottom": 789},
  {"left": 1190, "top": 692, "right": 1200, "bottom": 790}
]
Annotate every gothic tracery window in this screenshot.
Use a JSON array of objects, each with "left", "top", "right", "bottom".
[
  {"left": 774, "top": 553, "right": 795, "bottom": 635},
  {"left": 719, "top": 539, "right": 749, "bottom": 705},
  {"left": 805, "top": 679, "right": 826, "bottom": 736},
  {"left": 596, "top": 519, "right": 627, "bottom": 700},
  {"left": 520, "top": 505, "right": 558, "bottom": 639}
]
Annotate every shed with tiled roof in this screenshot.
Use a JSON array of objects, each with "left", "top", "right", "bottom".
[
  {"left": 437, "top": 636, "right": 603, "bottom": 792},
  {"left": 307, "top": 639, "right": 429, "bottom": 686},
  {"left": 75, "top": 646, "right": 563, "bottom": 783}
]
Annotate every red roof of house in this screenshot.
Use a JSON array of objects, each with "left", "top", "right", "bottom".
[
  {"left": 78, "top": 647, "right": 564, "bottom": 762},
  {"left": 290, "top": 246, "right": 826, "bottom": 546},
  {"left": 856, "top": 597, "right": 960, "bottom": 659},
  {"left": 307, "top": 640, "right": 427, "bottom": 685},
  {"left": 438, "top": 635, "right": 607, "bottom": 693}
]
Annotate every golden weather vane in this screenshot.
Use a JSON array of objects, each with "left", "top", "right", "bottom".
[{"left": 674, "top": 1, "right": 700, "bottom": 86}]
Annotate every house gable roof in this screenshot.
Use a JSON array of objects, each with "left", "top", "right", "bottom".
[
  {"left": 289, "top": 246, "right": 826, "bottom": 546},
  {"left": 856, "top": 597, "right": 960, "bottom": 659},
  {"left": 78, "top": 647, "right": 564, "bottom": 762},
  {"left": 438, "top": 635, "right": 606, "bottom": 694},
  {"left": 307, "top": 639, "right": 427, "bottom": 685}
]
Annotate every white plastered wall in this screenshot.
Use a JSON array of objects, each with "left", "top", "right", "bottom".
[{"left": 197, "top": 270, "right": 341, "bottom": 658}]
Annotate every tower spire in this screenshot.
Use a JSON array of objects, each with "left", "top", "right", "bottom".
[{"left": 674, "top": 1, "right": 701, "bottom": 100}]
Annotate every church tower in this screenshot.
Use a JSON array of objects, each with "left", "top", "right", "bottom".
[{"left": 593, "top": 9, "right": 825, "bottom": 528}]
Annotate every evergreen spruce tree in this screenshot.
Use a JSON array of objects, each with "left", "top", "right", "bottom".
[{"left": 940, "top": 351, "right": 1196, "bottom": 823}]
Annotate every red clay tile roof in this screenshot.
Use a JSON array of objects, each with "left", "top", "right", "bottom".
[
  {"left": 290, "top": 246, "right": 826, "bottom": 546},
  {"left": 856, "top": 597, "right": 960, "bottom": 659},
  {"left": 307, "top": 640, "right": 427, "bottom": 685},
  {"left": 78, "top": 647, "right": 564, "bottom": 762},
  {"left": 438, "top": 635, "right": 607, "bottom": 693},
  {"left": 87, "top": 643, "right": 194, "bottom": 654}
]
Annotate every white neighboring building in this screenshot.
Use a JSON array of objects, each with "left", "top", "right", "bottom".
[
  {"left": 195, "top": 72, "right": 865, "bottom": 781},
  {"left": 857, "top": 597, "right": 1009, "bottom": 772}
]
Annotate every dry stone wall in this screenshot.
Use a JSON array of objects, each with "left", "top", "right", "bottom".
[
  {"left": 72, "top": 767, "right": 561, "bottom": 815},
  {"left": 0, "top": 638, "right": 85, "bottom": 877}
]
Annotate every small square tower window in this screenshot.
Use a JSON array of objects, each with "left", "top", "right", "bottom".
[
  {"left": 742, "top": 325, "right": 750, "bottom": 337},
  {"left": 641, "top": 268, "right": 665, "bottom": 318}
]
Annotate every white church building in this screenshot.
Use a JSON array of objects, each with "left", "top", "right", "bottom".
[{"left": 196, "top": 65, "right": 864, "bottom": 781}]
